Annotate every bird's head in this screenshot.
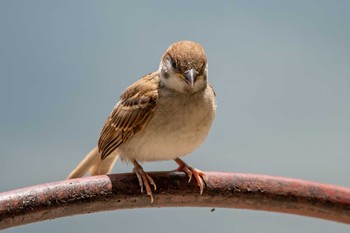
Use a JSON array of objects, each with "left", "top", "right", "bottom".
[{"left": 159, "top": 41, "right": 208, "bottom": 94}]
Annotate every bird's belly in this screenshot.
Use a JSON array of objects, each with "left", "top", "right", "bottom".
[
  {"left": 119, "top": 118, "right": 211, "bottom": 162},
  {"left": 118, "top": 93, "right": 215, "bottom": 162}
]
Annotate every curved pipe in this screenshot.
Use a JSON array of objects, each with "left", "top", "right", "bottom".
[{"left": 1, "top": 172, "right": 350, "bottom": 230}]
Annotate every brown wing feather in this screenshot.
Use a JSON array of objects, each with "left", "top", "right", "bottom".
[{"left": 98, "top": 72, "right": 159, "bottom": 159}]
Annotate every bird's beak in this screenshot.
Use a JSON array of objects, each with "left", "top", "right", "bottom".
[{"left": 184, "top": 69, "right": 197, "bottom": 88}]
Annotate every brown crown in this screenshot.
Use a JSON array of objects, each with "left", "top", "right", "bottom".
[{"left": 162, "top": 41, "right": 207, "bottom": 74}]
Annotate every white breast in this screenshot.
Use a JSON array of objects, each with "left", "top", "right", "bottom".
[{"left": 118, "top": 85, "right": 216, "bottom": 162}]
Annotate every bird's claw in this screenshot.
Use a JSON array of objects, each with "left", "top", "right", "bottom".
[
  {"left": 133, "top": 160, "right": 156, "bottom": 203},
  {"left": 175, "top": 158, "right": 206, "bottom": 195}
]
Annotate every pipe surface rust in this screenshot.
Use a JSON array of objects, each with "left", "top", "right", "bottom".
[{"left": 1, "top": 172, "right": 350, "bottom": 230}]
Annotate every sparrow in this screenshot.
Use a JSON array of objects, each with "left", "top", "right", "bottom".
[{"left": 67, "top": 40, "right": 216, "bottom": 202}]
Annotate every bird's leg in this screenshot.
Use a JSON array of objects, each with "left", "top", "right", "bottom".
[
  {"left": 174, "top": 158, "right": 206, "bottom": 195},
  {"left": 132, "top": 159, "right": 157, "bottom": 203}
]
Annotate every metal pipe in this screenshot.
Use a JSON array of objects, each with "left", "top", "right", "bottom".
[{"left": 1, "top": 172, "right": 350, "bottom": 230}]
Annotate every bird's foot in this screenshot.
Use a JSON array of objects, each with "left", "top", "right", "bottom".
[
  {"left": 174, "top": 158, "right": 206, "bottom": 195},
  {"left": 132, "top": 160, "right": 156, "bottom": 203}
]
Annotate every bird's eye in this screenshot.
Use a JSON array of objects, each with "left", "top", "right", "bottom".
[{"left": 170, "top": 57, "right": 177, "bottom": 70}]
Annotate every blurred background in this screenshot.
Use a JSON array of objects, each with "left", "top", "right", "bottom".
[{"left": 1, "top": 0, "right": 349, "bottom": 232}]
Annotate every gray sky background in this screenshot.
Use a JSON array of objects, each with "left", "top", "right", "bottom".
[{"left": 1, "top": 1, "right": 350, "bottom": 232}]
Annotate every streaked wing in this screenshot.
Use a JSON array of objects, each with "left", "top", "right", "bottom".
[{"left": 98, "top": 72, "right": 159, "bottom": 159}]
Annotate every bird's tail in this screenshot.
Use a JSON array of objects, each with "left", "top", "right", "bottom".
[{"left": 67, "top": 146, "right": 119, "bottom": 179}]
